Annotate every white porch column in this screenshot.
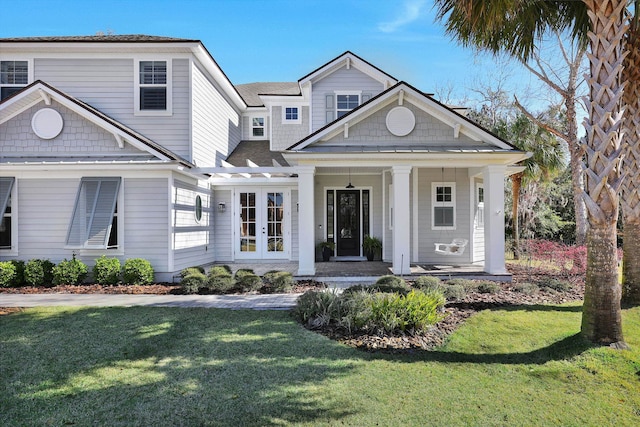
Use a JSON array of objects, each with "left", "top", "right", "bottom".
[
  {"left": 297, "top": 166, "right": 316, "bottom": 275},
  {"left": 483, "top": 165, "right": 507, "bottom": 274},
  {"left": 392, "top": 166, "right": 412, "bottom": 275}
]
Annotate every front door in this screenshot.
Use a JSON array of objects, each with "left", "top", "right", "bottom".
[
  {"left": 235, "top": 189, "right": 289, "bottom": 259},
  {"left": 336, "top": 190, "right": 360, "bottom": 256}
]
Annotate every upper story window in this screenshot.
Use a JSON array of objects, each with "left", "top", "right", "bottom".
[
  {"left": 252, "top": 117, "right": 265, "bottom": 137},
  {"left": 1, "top": 61, "right": 29, "bottom": 101},
  {"left": 432, "top": 182, "right": 456, "bottom": 230},
  {"left": 134, "top": 60, "right": 172, "bottom": 115},
  {"left": 282, "top": 106, "right": 301, "bottom": 124},
  {"left": 336, "top": 93, "right": 360, "bottom": 118}
]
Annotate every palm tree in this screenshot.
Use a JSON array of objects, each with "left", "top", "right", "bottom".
[
  {"left": 493, "top": 114, "right": 566, "bottom": 259},
  {"left": 621, "top": 4, "right": 640, "bottom": 306},
  {"left": 434, "top": 0, "right": 628, "bottom": 346}
]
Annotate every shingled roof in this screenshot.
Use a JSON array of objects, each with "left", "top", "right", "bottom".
[
  {"left": 0, "top": 34, "right": 199, "bottom": 43},
  {"left": 235, "top": 82, "right": 301, "bottom": 107}
]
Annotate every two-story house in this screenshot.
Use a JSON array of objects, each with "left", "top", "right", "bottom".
[{"left": 0, "top": 35, "right": 527, "bottom": 281}]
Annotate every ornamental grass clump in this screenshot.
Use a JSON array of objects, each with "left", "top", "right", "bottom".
[
  {"left": 52, "top": 257, "right": 88, "bottom": 285},
  {"left": 368, "top": 290, "right": 446, "bottom": 335},
  {"left": 24, "top": 259, "right": 54, "bottom": 287},
  {"left": 539, "top": 278, "right": 572, "bottom": 293},
  {"left": 447, "top": 278, "right": 479, "bottom": 292},
  {"left": 92, "top": 256, "right": 121, "bottom": 285},
  {"left": 476, "top": 281, "right": 501, "bottom": 294},
  {"left": 372, "top": 275, "right": 411, "bottom": 294},
  {"left": 293, "top": 289, "right": 342, "bottom": 328},
  {"left": 122, "top": 258, "right": 154, "bottom": 285},
  {"left": 441, "top": 284, "right": 466, "bottom": 301},
  {"left": 413, "top": 275, "right": 444, "bottom": 292}
]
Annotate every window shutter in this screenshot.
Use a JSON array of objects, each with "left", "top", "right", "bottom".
[
  {"left": 0, "top": 177, "right": 14, "bottom": 216},
  {"left": 66, "top": 178, "right": 120, "bottom": 248},
  {"left": 325, "top": 95, "right": 334, "bottom": 124}
]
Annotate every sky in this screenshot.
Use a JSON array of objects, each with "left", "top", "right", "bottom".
[{"left": 0, "top": 0, "right": 541, "bottom": 107}]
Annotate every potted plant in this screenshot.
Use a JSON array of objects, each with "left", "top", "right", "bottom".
[
  {"left": 317, "top": 240, "right": 335, "bottom": 262},
  {"left": 362, "top": 235, "right": 382, "bottom": 261}
]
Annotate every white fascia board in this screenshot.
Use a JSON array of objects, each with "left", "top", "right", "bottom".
[
  {"left": 0, "top": 164, "right": 178, "bottom": 178},
  {"left": 192, "top": 45, "right": 246, "bottom": 110},
  {"left": 0, "top": 41, "right": 199, "bottom": 56},
  {"left": 299, "top": 53, "right": 397, "bottom": 87},
  {"left": 209, "top": 177, "right": 299, "bottom": 185},
  {"left": 260, "top": 95, "right": 306, "bottom": 109},
  {"left": 283, "top": 151, "right": 530, "bottom": 167},
  {"left": 194, "top": 166, "right": 296, "bottom": 175}
]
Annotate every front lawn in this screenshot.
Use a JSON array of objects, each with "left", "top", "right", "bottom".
[{"left": 1, "top": 305, "right": 639, "bottom": 426}]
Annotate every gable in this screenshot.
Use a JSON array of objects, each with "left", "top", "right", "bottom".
[{"left": 1, "top": 100, "right": 152, "bottom": 159}]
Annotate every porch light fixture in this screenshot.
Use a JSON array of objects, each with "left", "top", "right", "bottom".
[
  {"left": 346, "top": 168, "right": 354, "bottom": 189},
  {"left": 218, "top": 202, "right": 226, "bottom": 213}
]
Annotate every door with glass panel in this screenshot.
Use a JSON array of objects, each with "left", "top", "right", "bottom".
[{"left": 236, "top": 189, "right": 289, "bottom": 259}]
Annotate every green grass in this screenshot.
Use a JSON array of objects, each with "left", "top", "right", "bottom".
[{"left": 1, "top": 305, "right": 639, "bottom": 426}]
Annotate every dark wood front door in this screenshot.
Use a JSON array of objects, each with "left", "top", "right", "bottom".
[{"left": 336, "top": 190, "right": 360, "bottom": 256}]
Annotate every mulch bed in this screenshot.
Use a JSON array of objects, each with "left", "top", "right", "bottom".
[{"left": 0, "top": 267, "right": 585, "bottom": 354}]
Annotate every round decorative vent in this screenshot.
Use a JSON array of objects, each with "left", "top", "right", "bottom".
[
  {"left": 385, "top": 106, "right": 415, "bottom": 137},
  {"left": 31, "top": 108, "right": 64, "bottom": 140}
]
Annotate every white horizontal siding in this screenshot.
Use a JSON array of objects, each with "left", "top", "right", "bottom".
[
  {"left": 191, "top": 62, "right": 241, "bottom": 167},
  {"left": 213, "top": 189, "right": 233, "bottom": 261},
  {"left": 34, "top": 57, "right": 190, "bottom": 159},
  {"left": 311, "top": 67, "right": 384, "bottom": 132},
  {"left": 416, "top": 168, "right": 472, "bottom": 264},
  {"left": 171, "top": 177, "right": 215, "bottom": 271}
]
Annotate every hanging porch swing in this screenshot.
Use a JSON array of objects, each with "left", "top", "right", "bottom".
[{"left": 433, "top": 167, "right": 468, "bottom": 256}]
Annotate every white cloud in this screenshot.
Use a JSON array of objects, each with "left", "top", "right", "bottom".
[{"left": 377, "top": 0, "right": 427, "bottom": 33}]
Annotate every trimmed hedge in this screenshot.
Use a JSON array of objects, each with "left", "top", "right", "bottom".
[
  {"left": 93, "top": 256, "right": 121, "bottom": 285},
  {"left": 52, "top": 257, "right": 88, "bottom": 285},
  {"left": 24, "top": 259, "right": 55, "bottom": 287},
  {"left": 122, "top": 258, "right": 154, "bottom": 285}
]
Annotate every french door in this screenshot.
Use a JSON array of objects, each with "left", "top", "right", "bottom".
[{"left": 235, "top": 189, "right": 289, "bottom": 259}]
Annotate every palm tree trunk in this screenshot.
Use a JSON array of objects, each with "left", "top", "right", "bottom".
[
  {"left": 621, "top": 4, "right": 640, "bottom": 306},
  {"left": 580, "top": 0, "right": 627, "bottom": 346},
  {"left": 512, "top": 172, "right": 523, "bottom": 259}
]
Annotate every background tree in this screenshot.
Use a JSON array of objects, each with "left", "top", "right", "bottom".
[
  {"left": 434, "top": 0, "right": 628, "bottom": 346},
  {"left": 493, "top": 113, "right": 566, "bottom": 258}
]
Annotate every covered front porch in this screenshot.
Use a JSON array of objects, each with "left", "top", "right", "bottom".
[{"left": 210, "top": 260, "right": 512, "bottom": 283}]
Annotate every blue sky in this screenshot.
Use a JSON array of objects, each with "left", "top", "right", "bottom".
[{"left": 0, "top": 0, "right": 535, "bottom": 105}]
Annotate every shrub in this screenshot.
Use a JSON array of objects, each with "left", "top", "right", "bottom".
[
  {"left": 514, "top": 282, "right": 539, "bottom": 295},
  {"left": 338, "top": 290, "right": 375, "bottom": 333},
  {"left": 539, "top": 278, "right": 572, "bottom": 292},
  {"left": 0, "top": 261, "right": 17, "bottom": 288},
  {"left": 52, "top": 257, "right": 88, "bottom": 285},
  {"left": 180, "top": 266, "right": 205, "bottom": 278},
  {"left": 368, "top": 290, "right": 446, "bottom": 335},
  {"left": 208, "top": 265, "right": 232, "bottom": 276},
  {"left": 92, "top": 256, "right": 121, "bottom": 285},
  {"left": 181, "top": 272, "right": 207, "bottom": 295},
  {"left": 206, "top": 267, "right": 235, "bottom": 293},
  {"left": 292, "top": 289, "right": 341, "bottom": 328},
  {"left": 235, "top": 269, "right": 262, "bottom": 292},
  {"left": 441, "top": 284, "right": 466, "bottom": 301},
  {"left": 372, "top": 275, "right": 410, "bottom": 294},
  {"left": 263, "top": 270, "right": 295, "bottom": 293},
  {"left": 413, "top": 276, "right": 443, "bottom": 292},
  {"left": 447, "top": 278, "right": 479, "bottom": 292},
  {"left": 10, "top": 260, "right": 25, "bottom": 287},
  {"left": 122, "top": 258, "right": 154, "bottom": 285},
  {"left": 24, "top": 259, "right": 55, "bottom": 287},
  {"left": 477, "top": 281, "right": 500, "bottom": 294}
]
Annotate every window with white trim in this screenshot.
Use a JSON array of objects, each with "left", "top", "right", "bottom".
[
  {"left": 336, "top": 93, "right": 360, "bottom": 118},
  {"left": 135, "top": 60, "right": 171, "bottom": 114},
  {"left": 0, "top": 61, "right": 28, "bottom": 100},
  {"left": 252, "top": 117, "right": 265, "bottom": 137},
  {"left": 66, "top": 177, "right": 121, "bottom": 249},
  {"left": 0, "top": 178, "right": 15, "bottom": 250},
  {"left": 476, "top": 184, "right": 484, "bottom": 229},
  {"left": 432, "top": 182, "right": 456, "bottom": 229},
  {"left": 282, "top": 106, "right": 301, "bottom": 124}
]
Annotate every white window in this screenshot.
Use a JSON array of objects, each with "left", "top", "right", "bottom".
[
  {"left": 476, "top": 184, "right": 484, "bottom": 229},
  {"left": 66, "top": 177, "right": 121, "bottom": 249},
  {"left": 0, "top": 178, "right": 15, "bottom": 250},
  {"left": 282, "top": 106, "right": 301, "bottom": 124},
  {"left": 134, "top": 60, "right": 172, "bottom": 115},
  {"left": 432, "top": 182, "right": 456, "bottom": 229},
  {"left": 252, "top": 117, "right": 265, "bottom": 137},
  {"left": 336, "top": 93, "right": 360, "bottom": 118},
  {"left": 1, "top": 61, "right": 29, "bottom": 100}
]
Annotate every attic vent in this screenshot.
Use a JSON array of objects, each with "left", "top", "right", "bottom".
[
  {"left": 31, "top": 108, "right": 64, "bottom": 140},
  {"left": 385, "top": 106, "right": 415, "bottom": 137}
]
